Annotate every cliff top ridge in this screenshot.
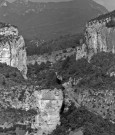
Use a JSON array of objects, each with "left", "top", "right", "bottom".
[
  {"left": 0, "top": 22, "right": 19, "bottom": 42},
  {"left": 0, "top": 22, "right": 17, "bottom": 29},
  {"left": 87, "top": 10, "right": 115, "bottom": 27}
]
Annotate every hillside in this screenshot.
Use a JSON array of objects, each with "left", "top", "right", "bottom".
[{"left": 0, "top": 0, "right": 108, "bottom": 41}]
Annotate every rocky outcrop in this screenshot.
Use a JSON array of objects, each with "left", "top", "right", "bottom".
[
  {"left": 32, "top": 89, "right": 63, "bottom": 135},
  {"left": 85, "top": 11, "right": 115, "bottom": 60},
  {"left": 75, "top": 11, "right": 115, "bottom": 61},
  {"left": 69, "top": 128, "right": 83, "bottom": 135},
  {"left": 0, "top": 22, "right": 27, "bottom": 79},
  {"left": 76, "top": 44, "right": 87, "bottom": 61},
  {"left": 0, "top": 85, "right": 63, "bottom": 135}
]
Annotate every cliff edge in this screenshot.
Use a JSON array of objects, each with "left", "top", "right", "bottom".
[
  {"left": 0, "top": 22, "right": 27, "bottom": 79},
  {"left": 85, "top": 10, "right": 115, "bottom": 60}
]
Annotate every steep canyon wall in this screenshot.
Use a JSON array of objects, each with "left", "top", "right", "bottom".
[
  {"left": 85, "top": 13, "right": 115, "bottom": 60},
  {"left": 75, "top": 12, "right": 115, "bottom": 61},
  {"left": 0, "top": 22, "right": 27, "bottom": 79}
]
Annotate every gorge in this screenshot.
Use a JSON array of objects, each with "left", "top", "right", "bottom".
[{"left": 1, "top": 6, "right": 115, "bottom": 135}]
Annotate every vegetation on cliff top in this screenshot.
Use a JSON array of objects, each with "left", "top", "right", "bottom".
[
  {"left": 90, "top": 10, "right": 115, "bottom": 28},
  {"left": 90, "top": 10, "right": 115, "bottom": 22}
]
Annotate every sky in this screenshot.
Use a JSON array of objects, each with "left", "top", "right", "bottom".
[
  {"left": 94, "top": 0, "right": 115, "bottom": 11},
  {"left": 6, "top": 0, "right": 115, "bottom": 11}
]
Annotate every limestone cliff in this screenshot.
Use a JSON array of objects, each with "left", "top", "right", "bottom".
[
  {"left": 85, "top": 11, "right": 115, "bottom": 60},
  {"left": 32, "top": 89, "right": 63, "bottom": 135},
  {"left": 0, "top": 22, "right": 27, "bottom": 79},
  {"left": 0, "top": 85, "right": 63, "bottom": 135}
]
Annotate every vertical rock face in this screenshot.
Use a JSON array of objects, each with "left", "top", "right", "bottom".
[
  {"left": 85, "top": 11, "right": 115, "bottom": 60},
  {"left": 1, "top": 86, "right": 63, "bottom": 135},
  {"left": 76, "top": 44, "right": 87, "bottom": 61},
  {"left": 32, "top": 89, "right": 63, "bottom": 135},
  {"left": 0, "top": 22, "right": 27, "bottom": 79}
]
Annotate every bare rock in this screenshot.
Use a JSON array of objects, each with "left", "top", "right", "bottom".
[
  {"left": 0, "top": 22, "right": 27, "bottom": 79},
  {"left": 85, "top": 15, "right": 115, "bottom": 61},
  {"left": 32, "top": 89, "right": 63, "bottom": 135}
]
